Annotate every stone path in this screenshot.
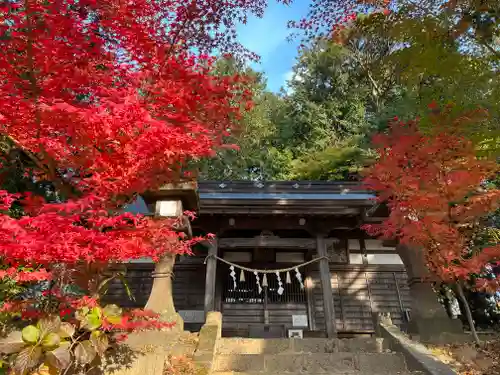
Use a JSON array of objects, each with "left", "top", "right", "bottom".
[{"left": 212, "top": 337, "right": 422, "bottom": 375}]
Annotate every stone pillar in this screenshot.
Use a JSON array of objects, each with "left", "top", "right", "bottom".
[
  {"left": 144, "top": 198, "right": 187, "bottom": 331},
  {"left": 193, "top": 311, "right": 222, "bottom": 373},
  {"left": 316, "top": 235, "right": 337, "bottom": 338},
  {"left": 397, "top": 244, "right": 462, "bottom": 342},
  {"left": 204, "top": 239, "right": 218, "bottom": 316},
  {"left": 145, "top": 252, "right": 184, "bottom": 331}
]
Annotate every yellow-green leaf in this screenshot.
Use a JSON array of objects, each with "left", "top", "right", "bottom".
[
  {"left": 90, "top": 307, "right": 102, "bottom": 318},
  {"left": 81, "top": 313, "right": 102, "bottom": 331},
  {"left": 41, "top": 333, "right": 60, "bottom": 350},
  {"left": 22, "top": 325, "right": 40, "bottom": 344}
]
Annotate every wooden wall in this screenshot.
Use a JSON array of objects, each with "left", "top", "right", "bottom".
[
  {"left": 310, "top": 265, "right": 411, "bottom": 333},
  {"left": 221, "top": 302, "right": 308, "bottom": 337},
  {"left": 102, "top": 263, "right": 153, "bottom": 308},
  {"left": 172, "top": 254, "right": 206, "bottom": 313},
  {"left": 221, "top": 303, "right": 263, "bottom": 337},
  {"left": 103, "top": 257, "right": 412, "bottom": 337},
  {"left": 102, "top": 253, "right": 206, "bottom": 313}
]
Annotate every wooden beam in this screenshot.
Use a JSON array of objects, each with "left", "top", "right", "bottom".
[
  {"left": 204, "top": 239, "right": 218, "bottom": 316},
  {"left": 199, "top": 205, "right": 361, "bottom": 216},
  {"left": 219, "top": 237, "right": 339, "bottom": 249},
  {"left": 329, "top": 264, "right": 406, "bottom": 272},
  {"left": 193, "top": 215, "right": 366, "bottom": 237},
  {"left": 316, "top": 235, "right": 337, "bottom": 338}
]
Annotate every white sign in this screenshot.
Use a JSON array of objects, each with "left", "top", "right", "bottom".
[
  {"left": 292, "top": 314, "right": 308, "bottom": 328},
  {"left": 178, "top": 310, "right": 205, "bottom": 323},
  {"left": 288, "top": 329, "right": 304, "bottom": 339}
]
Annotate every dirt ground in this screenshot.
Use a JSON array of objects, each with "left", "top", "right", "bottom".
[{"left": 427, "top": 337, "right": 500, "bottom": 375}]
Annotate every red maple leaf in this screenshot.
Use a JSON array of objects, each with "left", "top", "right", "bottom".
[
  {"left": 0, "top": 0, "right": 278, "bottom": 318},
  {"left": 363, "top": 108, "right": 500, "bottom": 290}
]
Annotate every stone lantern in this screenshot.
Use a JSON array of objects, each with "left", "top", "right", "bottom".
[
  {"left": 141, "top": 180, "right": 199, "bottom": 331},
  {"left": 396, "top": 244, "right": 463, "bottom": 342}
]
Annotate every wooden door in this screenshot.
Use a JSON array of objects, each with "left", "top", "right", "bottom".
[
  {"left": 220, "top": 263, "right": 307, "bottom": 337},
  {"left": 221, "top": 262, "right": 265, "bottom": 337}
]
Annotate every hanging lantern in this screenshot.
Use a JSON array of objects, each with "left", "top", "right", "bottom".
[
  {"left": 240, "top": 269, "right": 245, "bottom": 282},
  {"left": 262, "top": 274, "right": 268, "bottom": 287},
  {"left": 286, "top": 271, "right": 292, "bottom": 284}
]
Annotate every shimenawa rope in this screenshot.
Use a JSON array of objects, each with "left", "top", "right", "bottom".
[{"left": 204, "top": 254, "right": 328, "bottom": 273}]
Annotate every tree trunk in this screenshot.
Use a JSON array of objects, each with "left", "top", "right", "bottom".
[{"left": 456, "top": 281, "right": 481, "bottom": 346}]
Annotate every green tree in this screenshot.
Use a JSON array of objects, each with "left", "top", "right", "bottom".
[
  {"left": 197, "top": 58, "right": 293, "bottom": 180},
  {"left": 281, "top": 38, "right": 381, "bottom": 180},
  {"left": 295, "top": 2, "right": 500, "bottom": 156}
]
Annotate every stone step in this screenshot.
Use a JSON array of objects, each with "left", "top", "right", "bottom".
[
  {"left": 216, "top": 337, "right": 386, "bottom": 355},
  {"left": 213, "top": 373, "right": 416, "bottom": 375},
  {"left": 212, "top": 352, "right": 408, "bottom": 373}
]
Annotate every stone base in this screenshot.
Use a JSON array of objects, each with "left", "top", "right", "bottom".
[
  {"left": 99, "top": 330, "right": 200, "bottom": 375},
  {"left": 408, "top": 317, "right": 464, "bottom": 344}
]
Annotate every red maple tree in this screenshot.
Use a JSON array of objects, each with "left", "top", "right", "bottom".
[
  {"left": 363, "top": 108, "right": 500, "bottom": 290},
  {"left": 0, "top": 0, "right": 281, "bottom": 316}
]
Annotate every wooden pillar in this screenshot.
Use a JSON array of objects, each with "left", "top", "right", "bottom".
[
  {"left": 204, "top": 239, "right": 218, "bottom": 316},
  {"left": 263, "top": 286, "right": 270, "bottom": 325},
  {"left": 316, "top": 235, "right": 337, "bottom": 338},
  {"left": 214, "top": 265, "right": 223, "bottom": 312},
  {"left": 304, "top": 270, "right": 316, "bottom": 331}
]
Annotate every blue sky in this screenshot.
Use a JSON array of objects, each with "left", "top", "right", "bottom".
[{"left": 235, "top": 1, "right": 310, "bottom": 93}]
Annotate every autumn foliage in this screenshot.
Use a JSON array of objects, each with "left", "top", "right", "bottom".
[
  {"left": 0, "top": 0, "right": 286, "bottom": 356},
  {"left": 292, "top": 0, "right": 498, "bottom": 42},
  {"left": 0, "top": 0, "right": 276, "bottom": 294},
  {"left": 363, "top": 108, "right": 500, "bottom": 290},
  {"left": 0, "top": 0, "right": 284, "bottom": 373}
]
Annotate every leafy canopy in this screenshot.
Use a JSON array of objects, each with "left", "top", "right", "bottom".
[
  {"left": 364, "top": 108, "right": 500, "bottom": 290},
  {"left": 0, "top": 3, "right": 293, "bottom": 369}
]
